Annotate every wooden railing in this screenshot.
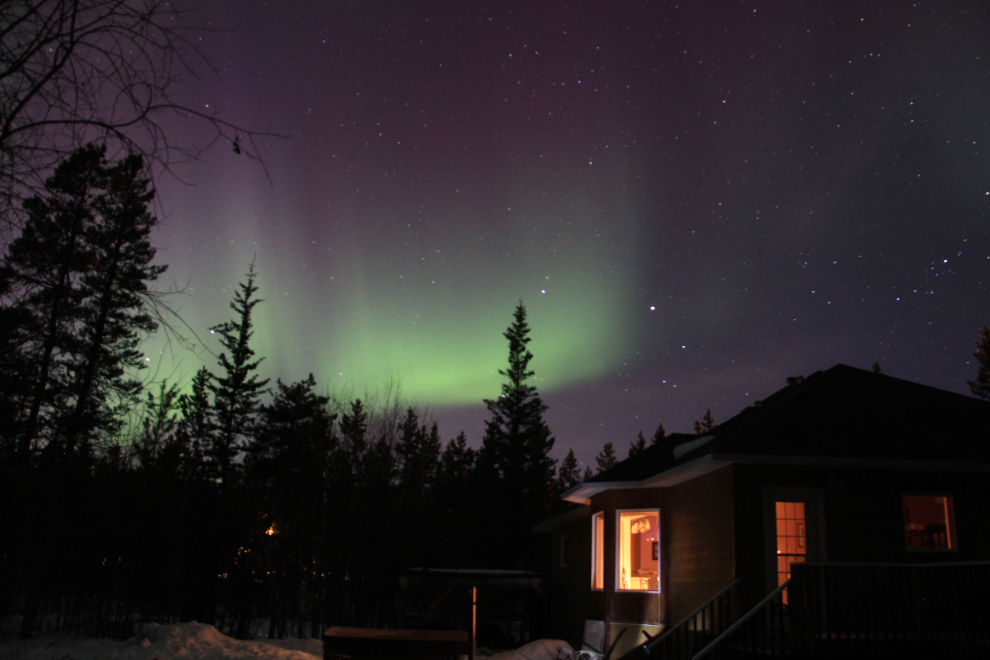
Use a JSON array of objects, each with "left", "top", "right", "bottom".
[
  {"left": 690, "top": 561, "right": 990, "bottom": 659},
  {"left": 788, "top": 561, "right": 990, "bottom": 657},
  {"left": 692, "top": 580, "right": 789, "bottom": 660},
  {"left": 621, "top": 580, "right": 739, "bottom": 660}
]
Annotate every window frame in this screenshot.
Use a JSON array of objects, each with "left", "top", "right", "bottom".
[
  {"left": 762, "top": 487, "right": 825, "bottom": 595},
  {"left": 902, "top": 493, "right": 957, "bottom": 552},
  {"left": 591, "top": 511, "right": 605, "bottom": 591},
  {"left": 614, "top": 507, "right": 661, "bottom": 594}
]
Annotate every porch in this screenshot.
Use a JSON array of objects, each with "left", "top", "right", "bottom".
[{"left": 618, "top": 561, "right": 990, "bottom": 659}]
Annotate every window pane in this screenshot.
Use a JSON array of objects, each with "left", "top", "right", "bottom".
[
  {"left": 618, "top": 511, "right": 660, "bottom": 592},
  {"left": 592, "top": 513, "right": 604, "bottom": 589},
  {"left": 903, "top": 495, "right": 953, "bottom": 550},
  {"left": 775, "top": 500, "right": 807, "bottom": 604}
]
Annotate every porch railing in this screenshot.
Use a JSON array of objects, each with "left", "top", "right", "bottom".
[
  {"left": 788, "top": 560, "right": 990, "bottom": 657},
  {"left": 691, "top": 579, "right": 789, "bottom": 660},
  {"left": 623, "top": 579, "right": 739, "bottom": 660},
  {"left": 691, "top": 561, "right": 990, "bottom": 659}
]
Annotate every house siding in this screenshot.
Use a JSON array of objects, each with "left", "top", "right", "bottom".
[
  {"left": 547, "top": 513, "right": 592, "bottom": 646},
  {"left": 575, "top": 471, "right": 736, "bottom": 645},
  {"left": 732, "top": 463, "right": 990, "bottom": 613},
  {"left": 588, "top": 489, "right": 666, "bottom": 651},
  {"left": 665, "top": 464, "right": 735, "bottom": 623}
]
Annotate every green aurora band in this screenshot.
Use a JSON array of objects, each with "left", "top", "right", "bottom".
[{"left": 149, "top": 159, "right": 643, "bottom": 407}]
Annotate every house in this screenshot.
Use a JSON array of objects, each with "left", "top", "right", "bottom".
[{"left": 536, "top": 364, "right": 990, "bottom": 658}]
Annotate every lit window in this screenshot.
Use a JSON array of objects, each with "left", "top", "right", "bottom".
[
  {"left": 617, "top": 510, "right": 659, "bottom": 592},
  {"left": 592, "top": 512, "right": 604, "bottom": 590},
  {"left": 903, "top": 495, "right": 954, "bottom": 550},
  {"left": 775, "top": 502, "right": 807, "bottom": 598}
]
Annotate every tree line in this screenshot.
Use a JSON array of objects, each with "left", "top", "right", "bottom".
[
  {"left": 4, "top": 146, "right": 988, "bottom": 643},
  {"left": 0, "top": 146, "right": 627, "bottom": 641}
]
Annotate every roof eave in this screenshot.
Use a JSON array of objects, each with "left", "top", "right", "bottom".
[{"left": 562, "top": 454, "right": 731, "bottom": 503}]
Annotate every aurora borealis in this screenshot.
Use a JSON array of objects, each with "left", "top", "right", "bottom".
[{"left": 148, "top": 0, "right": 990, "bottom": 467}]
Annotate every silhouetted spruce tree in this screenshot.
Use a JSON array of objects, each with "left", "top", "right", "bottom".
[
  {"left": 57, "top": 150, "right": 165, "bottom": 455},
  {"left": 435, "top": 431, "right": 477, "bottom": 567},
  {"left": 175, "top": 366, "right": 215, "bottom": 477},
  {"left": 440, "top": 432, "right": 476, "bottom": 483},
  {"left": 651, "top": 423, "right": 666, "bottom": 444},
  {"left": 558, "top": 448, "right": 581, "bottom": 490},
  {"left": 340, "top": 398, "right": 368, "bottom": 463},
  {"left": 1, "top": 144, "right": 165, "bottom": 459},
  {"left": 629, "top": 432, "right": 647, "bottom": 457},
  {"left": 1, "top": 146, "right": 100, "bottom": 459},
  {"left": 134, "top": 380, "right": 182, "bottom": 469},
  {"left": 208, "top": 264, "right": 269, "bottom": 483},
  {"left": 245, "top": 374, "right": 335, "bottom": 638},
  {"left": 479, "top": 301, "right": 557, "bottom": 567},
  {"left": 968, "top": 326, "right": 990, "bottom": 400},
  {"left": 582, "top": 465, "right": 594, "bottom": 481},
  {"left": 694, "top": 409, "right": 717, "bottom": 435},
  {"left": 395, "top": 410, "right": 442, "bottom": 567},
  {"left": 596, "top": 442, "right": 618, "bottom": 473},
  {"left": 1, "top": 145, "right": 167, "bottom": 639},
  {"left": 0, "top": 265, "right": 31, "bottom": 459}
]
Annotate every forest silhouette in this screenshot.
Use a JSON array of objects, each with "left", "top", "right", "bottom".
[{"left": 0, "top": 147, "right": 572, "bottom": 642}]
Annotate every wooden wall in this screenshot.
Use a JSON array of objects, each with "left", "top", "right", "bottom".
[
  {"left": 547, "top": 512, "right": 592, "bottom": 647},
  {"left": 664, "top": 465, "right": 735, "bottom": 623},
  {"left": 732, "top": 463, "right": 990, "bottom": 613},
  {"left": 591, "top": 488, "right": 667, "bottom": 632},
  {"left": 548, "top": 461, "right": 990, "bottom": 652}
]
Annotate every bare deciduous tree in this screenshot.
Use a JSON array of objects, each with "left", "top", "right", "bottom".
[{"left": 0, "top": 0, "right": 278, "bottom": 236}]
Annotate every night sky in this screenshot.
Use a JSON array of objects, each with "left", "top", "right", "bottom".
[{"left": 148, "top": 0, "right": 990, "bottom": 469}]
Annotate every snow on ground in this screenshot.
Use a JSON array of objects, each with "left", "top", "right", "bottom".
[
  {"left": 0, "top": 622, "right": 322, "bottom": 660},
  {"left": 0, "top": 622, "right": 572, "bottom": 660}
]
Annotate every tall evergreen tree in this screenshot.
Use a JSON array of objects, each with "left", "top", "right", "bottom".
[
  {"left": 208, "top": 264, "right": 269, "bottom": 483},
  {"left": 480, "top": 302, "right": 556, "bottom": 491},
  {"left": 134, "top": 380, "right": 182, "bottom": 469},
  {"left": 340, "top": 398, "right": 368, "bottom": 464},
  {"left": 435, "top": 431, "right": 477, "bottom": 567},
  {"left": 1, "top": 144, "right": 165, "bottom": 459},
  {"left": 629, "top": 432, "right": 648, "bottom": 457},
  {"left": 694, "top": 409, "right": 717, "bottom": 434},
  {"left": 651, "top": 423, "right": 666, "bottom": 444},
  {"left": 595, "top": 442, "right": 618, "bottom": 473},
  {"left": 59, "top": 150, "right": 166, "bottom": 453},
  {"left": 558, "top": 448, "right": 581, "bottom": 490},
  {"left": 968, "top": 326, "right": 990, "bottom": 400},
  {"left": 702, "top": 409, "right": 717, "bottom": 432},
  {"left": 176, "top": 366, "right": 215, "bottom": 476},
  {"left": 479, "top": 301, "right": 557, "bottom": 567}
]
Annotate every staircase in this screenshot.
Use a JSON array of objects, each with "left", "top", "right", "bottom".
[
  {"left": 618, "top": 561, "right": 990, "bottom": 660},
  {"left": 620, "top": 579, "right": 739, "bottom": 660}
]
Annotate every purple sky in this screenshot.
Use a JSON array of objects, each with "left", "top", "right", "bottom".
[{"left": 149, "top": 0, "right": 990, "bottom": 469}]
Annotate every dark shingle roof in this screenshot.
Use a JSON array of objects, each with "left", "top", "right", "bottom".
[{"left": 589, "top": 364, "right": 990, "bottom": 485}]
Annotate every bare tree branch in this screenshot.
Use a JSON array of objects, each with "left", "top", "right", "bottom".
[{"left": 0, "top": 0, "right": 284, "bottom": 239}]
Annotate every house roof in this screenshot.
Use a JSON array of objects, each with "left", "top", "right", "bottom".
[{"left": 563, "top": 364, "right": 990, "bottom": 504}]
